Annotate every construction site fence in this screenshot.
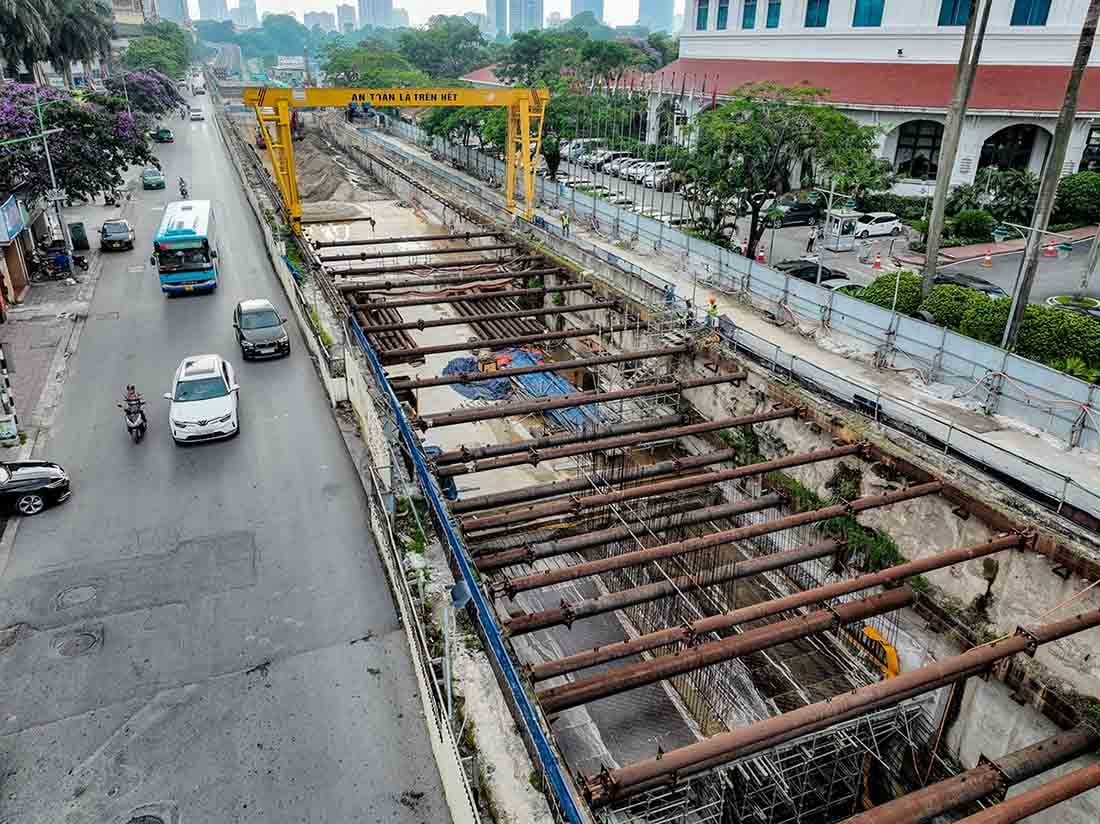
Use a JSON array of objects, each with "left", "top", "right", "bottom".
[{"left": 330, "top": 118, "right": 1100, "bottom": 524}]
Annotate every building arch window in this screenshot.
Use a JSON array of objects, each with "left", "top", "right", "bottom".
[
  {"left": 696, "top": 0, "right": 710, "bottom": 29},
  {"left": 742, "top": 0, "right": 757, "bottom": 28},
  {"left": 894, "top": 120, "right": 944, "bottom": 180},
  {"left": 767, "top": 0, "right": 781, "bottom": 27},
  {"left": 1011, "top": 0, "right": 1050, "bottom": 26},
  {"left": 805, "top": 0, "right": 828, "bottom": 27},
  {"left": 717, "top": 0, "right": 729, "bottom": 28},
  {"left": 979, "top": 124, "right": 1048, "bottom": 172},
  {"left": 938, "top": 0, "right": 971, "bottom": 26},
  {"left": 853, "top": 0, "right": 884, "bottom": 27}
]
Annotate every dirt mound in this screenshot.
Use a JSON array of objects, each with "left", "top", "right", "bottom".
[{"left": 295, "top": 133, "right": 388, "bottom": 204}]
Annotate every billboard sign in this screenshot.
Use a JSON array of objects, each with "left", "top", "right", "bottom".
[{"left": 0, "top": 196, "right": 25, "bottom": 244}]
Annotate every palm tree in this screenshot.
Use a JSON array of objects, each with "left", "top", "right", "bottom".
[
  {"left": 47, "top": 0, "right": 114, "bottom": 88},
  {"left": 0, "top": 0, "right": 55, "bottom": 81}
]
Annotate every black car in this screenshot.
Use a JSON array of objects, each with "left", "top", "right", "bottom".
[
  {"left": 775, "top": 259, "right": 848, "bottom": 284},
  {"left": 0, "top": 461, "right": 71, "bottom": 516},
  {"left": 234, "top": 298, "right": 291, "bottom": 359},
  {"left": 100, "top": 219, "right": 135, "bottom": 251},
  {"left": 933, "top": 273, "right": 1009, "bottom": 298},
  {"left": 769, "top": 201, "right": 821, "bottom": 228}
]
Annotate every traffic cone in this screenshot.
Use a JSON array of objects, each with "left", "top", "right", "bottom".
[
  {"left": 756, "top": 246, "right": 766, "bottom": 263},
  {"left": 873, "top": 253, "right": 882, "bottom": 271},
  {"left": 1043, "top": 242, "right": 1058, "bottom": 258},
  {"left": 981, "top": 253, "right": 993, "bottom": 269}
]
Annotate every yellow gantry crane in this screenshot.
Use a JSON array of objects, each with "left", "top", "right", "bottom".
[{"left": 241, "top": 86, "right": 551, "bottom": 234}]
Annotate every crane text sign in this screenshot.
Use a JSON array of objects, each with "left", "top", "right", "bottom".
[{"left": 349, "top": 91, "right": 462, "bottom": 106}]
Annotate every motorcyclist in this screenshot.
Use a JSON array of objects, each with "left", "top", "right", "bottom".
[{"left": 119, "top": 385, "right": 147, "bottom": 424}]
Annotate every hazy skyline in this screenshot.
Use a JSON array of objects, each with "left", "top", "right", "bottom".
[{"left": 188, "top": 0, "right": 685, "bottom": 28}]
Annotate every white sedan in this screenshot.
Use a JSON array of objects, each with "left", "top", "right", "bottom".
[
  {"left": 165, "top": 354, "right": 240, "bottom": 443},
  {"left": 855, "top": 212, "right": 903, "bottom": 238}
]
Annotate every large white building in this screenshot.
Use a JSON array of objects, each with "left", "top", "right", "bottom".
[{"left": 660, "top": 0, "right": 1100, "bottom": 194}]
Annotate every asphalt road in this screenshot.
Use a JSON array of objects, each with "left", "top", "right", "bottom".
[
  {"left": 943, "top": 237, "right": 1100, "bottom": 304},
  {"left": 0, "top": 96, "right": 448, "bottom": 823}
]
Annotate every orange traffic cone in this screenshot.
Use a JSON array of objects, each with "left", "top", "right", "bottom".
[
  {"left": 1043, "top": 242, "right": 1058, "bottom": 258},
  {"left": 873, "top": 253, "right": 882, "bottom": 271},
  {"left": 981, "top": 253, "right": 993, "bottom": 268},
  {"left": 756, "top": 247, "right": 767, "bottom": 263}
]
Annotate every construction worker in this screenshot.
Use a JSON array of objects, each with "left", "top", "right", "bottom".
[
  {"left": 560, "top": 211, "right": 571, "bottom": 239},
  {"left": 706, "top": 296, "right": 719, "bottom": 328}
]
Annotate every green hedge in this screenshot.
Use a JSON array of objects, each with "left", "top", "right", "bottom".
[
  {"left": 1054, "top": 171, "right": 1100, "bottom": 226},
  {"left": 855, "top": 192, "right": 928, "bottom": 221},
  {"left": 919, "top": 284, "right": 978, "bottom": 330},
  {"left": 949, "top": 209, "right": 995, "bottom": 242},
  {"left": 858, "top": 271, "right": 924, "bottom": 316}
]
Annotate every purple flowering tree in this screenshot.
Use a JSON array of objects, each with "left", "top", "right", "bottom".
[
  {"left": 0, "top": 83, "right": 156, "bottom": 202},
  {"left": 105, "top": 70, "right": 184, "bottom": 116}
]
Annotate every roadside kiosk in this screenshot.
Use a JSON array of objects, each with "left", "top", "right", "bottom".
[{"left": 822, "top": 209, "right": 862, "bottom": 253}]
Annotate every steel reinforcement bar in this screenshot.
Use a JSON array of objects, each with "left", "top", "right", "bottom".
[
  {"left": 954, "top": 761, "right": 1100, "bottom": 824},
  {"left": 321, "top": 243, "right": 520, "bottom": 262},
  {"left": 330, "top": 255, "right": 549, "bottom": 277},
  {"left": 504, "top": 538, "right": 844, "bottom": 636},
  {"left": 478, "top": 492, "right": 786, "bottom": 571},
  {"left": 841, "top": 725, "right": 1099, "bottom": 824},
  {"left": 457, "top": 443, "right": 864, "bottom": 530},
  {"left": 537, "top": 586, "right": 914, "bottom": 713},
  {"left": 353, "top": 283, "right": 590, "bottom": 310},
  {"left": 443, "top": 407, "right": 798, "bottom": 478},
  {"left": 381, "top": 323, "right": 636, "bottom": 364},
  {"left": 336, "top": 266, "right": 562, "bottom": 290},
  {"left": 502, "top": 482, "right": 943, "bottom": 594},
  {"left": 419, "top": 373, "right": 746, "bottom": 430},
  {"left": 582, "top": 609, "right": 1100, "bottom": 806},
  {"left": 313, "top": 230, "right": 502, "bottom": 248},
  {"left": 359, "top": 299, "right": 619, "bottom": 334},
  {"left": 529, "top": 533, "right": 1031, "bottom": 682}
]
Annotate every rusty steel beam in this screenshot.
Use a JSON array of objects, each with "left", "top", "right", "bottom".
[
  {"left": 842, "top": 726, "right": 1099, "bottom": 824},
  {"left": 530, "top": 533, "right": 1031, "bottom": 682},
  {"left": 359, "top": 300, "right": 619, "bottom": 335},
  {"left": 458, "top": 443, "right": 863, "bottom": 530},
  {"left": 479, "top": 492, "right": 786, "bottom": 572},
  {"left": 337, "top": 267, "right": 563, "bottom": 291},
  {"left": 313, "top": 230, "right": 502, "bottom": 248},
  {"left": 434, "top": 415, "right": 685, "bottom": 466},
  {"left": 538, "top": 586, "right": 913, "bottom": 713},
  {"left": 502, "top": 482, "right": 942, "bottom": 595},
  {"left": 355, "top": 284, "right": 589, "bottom": 310},
  {"left": 583, "top": 608, "right": 1100, "bottom": 807},
  {"left": 505, "top": 538, "right": 843, "bottom": 636},
  {"left": 380, "top": 323, "right": 636, "bottom": 364},
  {"left": 408, "top": 346, "right": 689, "bottom": 394},
  {"left": 321, "top": 243, "right": 520, "bottom": 263},
  {"left": 331, "top": 255, "right": 548, "bottom": 277},
  {"left": 443, "top": 407, "right": 798, "bottom": 478},
  {"left": 419, "top": 373, "right": 745, "bottom": 430},
  {"left": 954, "top": 761, "right": 1100, "bottom": 824}
]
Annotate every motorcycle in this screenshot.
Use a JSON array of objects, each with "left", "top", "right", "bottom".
[{"left": 118, "top": 397, "right": 147, "bottom": 443}]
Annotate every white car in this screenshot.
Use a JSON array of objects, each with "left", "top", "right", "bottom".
[
  {"left": 189, "top": 107, "right": 205, "bottom": 121},
  {"left": 855, "top": 212, "right": 902, "bottom": 238},
  {"left": 165, "top": 354, "right": 240, "bottom": 443}
]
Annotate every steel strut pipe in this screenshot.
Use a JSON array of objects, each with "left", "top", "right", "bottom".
[
  {"left": 321, "top": 242, "right": 520, "bottom": 263},
  {"left": 434, "top": 415, "right": 685, "bottom": 466},
  {"left": 313, "top": 230, "right": 502, "bottom": 248},
  {"left": 336, "top": 267, "right": 564, "bottom": 291},
  {"left": 505, "top": 538, "right": 843, "bottom": 637},
  {"left": 355, "top": 283, "right": 590, "bottom": 310},
  {"left": 407, "top": 346, "right": 690, "bottom": 394},
  {"left": 841, "top": 725, "right": 1099, "bottom": 824},
  {"left": 418, "top": 373, "right": 747, "bottom": 430},
  {"left": 537, "top": 585, "right": 913, "bottom": 713},
  {"left": 443, "top": 407, "right": 799, "bottom": 479},
  {"left": 380, "top": 323, "right": 636, "bottom": 364},
  {"left": 479, "top": 493, "right": 787, "bottom": 572},
  {"left": 583, "top": 608, "right": 1100, "bottom": 807},
  {"left": 530, "top": 532, "right": 1031, "bottom": 683},
  {"left": 953, "top": 761, "right": 1100, "bottom": 824},
  {"left": 330, "top": 255, "right": 548, "bottom": 277},
  {"left": 358, "top": 299, "right": 620, "bottom": 335},
  {"left": 502, "top": 482, "right": 943, "bottom": 595},
  {"left": 458, "top": 443, "right": 864, "bottom": 529}
]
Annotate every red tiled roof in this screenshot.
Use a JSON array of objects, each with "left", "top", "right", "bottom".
[
  {"left": 462, "top": 65, "right": 505, "bottom": 85},
  {"left": 653, "top": 58, "right": 1100, "bottom": 114}
]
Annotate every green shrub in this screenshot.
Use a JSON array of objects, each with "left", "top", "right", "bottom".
[
  {"left": 1054, "top": 171, "right": 1100, "bottom": 225},
  {"left": 1016, "top": 305, "right": 1100, "bottom": 365},
  {"left": 858, "top": 271, "right": 924, "bottom": 316},
  {"left": 946, "top": 182, "right": 983, "bottom": 216},
  {"left": 920, "top": 284, "right": 976, "bottom": 330},
  {"left": 854, "top": 193, "right": 928, "bottom": 221},
  {"left": 950, "top": 209, "right": 995, "bottom": 242},
  {"left": 958, "top": 294, "right": 1010, "bottom": 345},
  {"left": 1048, "top": 356, "right": 1100, "bottom": 383}
]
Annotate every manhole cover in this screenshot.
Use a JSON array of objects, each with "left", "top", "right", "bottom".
[
  {"left": 127, "top": 817, "right": 164, "bottom": 824},
  {"left": 53, "top": 630, "right": 100, "bottom": 658},
  {"left": 56, "top": 585, "right": 98, "bottom": 610}
]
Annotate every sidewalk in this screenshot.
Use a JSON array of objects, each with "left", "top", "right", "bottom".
[{"left": 900, "top": 224, "right": 1099, "bottom": 267}]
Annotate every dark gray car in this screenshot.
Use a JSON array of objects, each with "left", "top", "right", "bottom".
[{"left": 234, "top": 298, "right": 290, "bottom": 359}]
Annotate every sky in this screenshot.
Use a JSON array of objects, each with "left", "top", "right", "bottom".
[{"left": 215, "top": 0, "right": 685, "bottom": 28}]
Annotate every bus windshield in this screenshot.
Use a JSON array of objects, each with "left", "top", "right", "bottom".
[{"left": 156, "top": 245, "right": 211, "bottom": 272}]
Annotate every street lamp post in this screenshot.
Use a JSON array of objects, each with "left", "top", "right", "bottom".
[
  {"left": 29, "top": 91, "right": 74, "bottom": 276},
  {"left": 994, "top": 220, "right": 1075, "bottom": 348}
]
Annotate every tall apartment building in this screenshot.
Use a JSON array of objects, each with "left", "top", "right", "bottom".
[
  {"left": 155, "top": 0, "right": 188, "bottom": 23},
  {"left": 658, "top": 0, "right": 1100, "bottom": 193},
  {"left": 570, "top": 0, "right": 603, "bottom": 22},
  {"left": 337, "top": 3, "right": 357, "bottom": 32},
  {"left": 638, "top": 0, "right": 674, "bottom": 32},
  {"left": 507, "top": 0, "right": 542, "bottom": 33},
  {"left": 487, "top": 0, "right": 508, "bottom": 36},
  {"left": 358, "top": 0, "right": 393, "bottom": 27},
  {"left": 304, "top": 10, "right": 336, "bottom": 30}
]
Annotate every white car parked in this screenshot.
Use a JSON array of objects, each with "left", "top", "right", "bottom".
[
  {"left": 855, "top": 212, "right": 903, "bottom": 238},
  {"left": 165, "top": 354, "right": 240, "bottom": 443}
]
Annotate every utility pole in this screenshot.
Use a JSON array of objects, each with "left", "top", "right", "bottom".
[
  {"left": 1003, "top": 0, "right": 1100, "bottom": 348},
  {"left": 33, "top": 90, "right": 74, "bottom": 276},
  {"left": 921, "top": 0, "right": 993, "bottom": 297}
]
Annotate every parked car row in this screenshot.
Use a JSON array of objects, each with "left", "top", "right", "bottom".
[{"left": 560, "top": 141, "right": 677, "bottom": 190}]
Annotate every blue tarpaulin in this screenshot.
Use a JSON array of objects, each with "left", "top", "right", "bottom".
[
  {"left": 442, "top": 356, "right": 513, "bottom": 401},
  {"left": 505, "top": 349, "right": 600, "bottom": 430}
]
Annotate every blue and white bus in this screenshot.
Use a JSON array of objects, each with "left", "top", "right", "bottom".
[{"left": 151, "top": 200, "right": 219, "bottom": 294}]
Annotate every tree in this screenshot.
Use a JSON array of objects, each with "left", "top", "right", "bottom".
[
  {"left": 123, "top": 37, "right": 185, "bottom": 77},
  {"left": 106, "top": 70, "right": 183, "bottom": 115},
  {"left": 398, "top": 15, "right": 487, "bottom": 78},
  {"left": 579, "top": 40, "right": 640, "bottom": 86},
  {"left": 0, "top": 82, "right": 155, "bottom": 202},
  {"left": 48, "top": 0, "right": 114, "bottom": 87},
  {"left": 195, "top": 20, "right": 237, "bottom": 44},
  {"left": 1, "top": 0, "right": 53, "bottom": 80},
  {"left": 646, "top": 32, "right": 678, "bottom": 68},
  {"left": 321, "top": 44, "right": 428, "bottom": 86},
  {"left": 494, "top": 29, "right": 587, "bottom": 88},
  {"left": 561, "top": 10, "right": 615, "bottom": 40}
]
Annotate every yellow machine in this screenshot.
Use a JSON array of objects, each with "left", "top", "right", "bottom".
[{"left": 241, "top": 87, "right": 551, "bottom": 233}]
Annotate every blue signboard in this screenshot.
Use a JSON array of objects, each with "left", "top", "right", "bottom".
[{"left": 0, "top": 196, "right": 25, "bottom": 243}]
